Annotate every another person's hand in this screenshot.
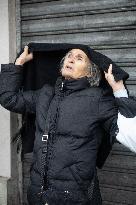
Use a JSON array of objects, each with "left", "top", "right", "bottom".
[
  {"left": 104, "top": 64, "right": 125, "bottom": 92},
  {"left": 15, "top": 45, "right": 33, "bottom": 66}
]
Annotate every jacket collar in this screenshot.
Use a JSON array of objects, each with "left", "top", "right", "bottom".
[{"left": 55, "top": 76, "right": 90, "bottom": 95}]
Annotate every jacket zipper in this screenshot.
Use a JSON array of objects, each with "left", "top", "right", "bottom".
[{"left": 45, "top": 81, "right": 65, "bottom": 189}]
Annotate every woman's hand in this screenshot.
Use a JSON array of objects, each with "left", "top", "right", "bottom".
[
  {"left": 104, "top": 64, "right": 125, "bottom": 92},
  {"left": 15, "top": 45, "right": 33, "bottom": 66}
]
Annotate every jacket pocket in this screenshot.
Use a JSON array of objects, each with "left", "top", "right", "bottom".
[{"left": 69, "top": 164, "right": 92, "bottom": 188}]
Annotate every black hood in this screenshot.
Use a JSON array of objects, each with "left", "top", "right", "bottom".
[{"left": 17, "top": 42, "right": 129, "bottom": 91}]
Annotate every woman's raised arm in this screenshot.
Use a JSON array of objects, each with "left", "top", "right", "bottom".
[
  {"left": 100, "top": 64, "right": 136, "bottom": 153},
  {"left": 0, "top": 46, "right": 53, "bottom": 114}
]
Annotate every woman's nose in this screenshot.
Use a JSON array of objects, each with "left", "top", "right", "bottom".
[{"left": 68, "top": 56, "right": 75, "bottom": 63}]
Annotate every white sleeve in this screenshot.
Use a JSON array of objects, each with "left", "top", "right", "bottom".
[
  {"left": 113, "top": 89, "right": 136, "bottom": 153},
  {"left": 114, "top": 88, "right": 128, "bottom": 98},
  {"left": 116, "top": 113, "right": 136, "bottom": 153}
]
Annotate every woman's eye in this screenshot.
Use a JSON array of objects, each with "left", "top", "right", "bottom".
[
  {"left": 67, "top": 54, "right": 71, "bottom": 58},
  {"left": 78, "top": 58, "right": 82, "bottom": 61}
]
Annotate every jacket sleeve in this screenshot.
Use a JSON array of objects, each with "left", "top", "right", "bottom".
[
  {"left": 0, "top": 63, "right": 42, "bottom": 114},
  {"left": 98, "top": 91, "right": 136, "bottom": 153}
]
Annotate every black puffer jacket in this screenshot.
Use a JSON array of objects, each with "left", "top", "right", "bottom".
[{"left": 0, "top": 43, "right": 136, "bottom": 205}]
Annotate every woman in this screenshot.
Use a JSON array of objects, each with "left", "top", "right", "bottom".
[{"left": 0, "top": 44, "right": 136, "bottom": 205}]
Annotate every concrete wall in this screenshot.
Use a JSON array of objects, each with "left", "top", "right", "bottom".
[{"left": 0, "top": 0, "right": 11, "bottom": 179}]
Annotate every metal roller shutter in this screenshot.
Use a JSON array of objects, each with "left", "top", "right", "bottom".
[{"left": 20, "top": 0, "right": 136, "bottom": 204}]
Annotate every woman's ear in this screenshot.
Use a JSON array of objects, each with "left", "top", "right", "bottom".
[
  {"left": 86, "top": 73, "right": 92, "bottom": 77},
  {"left": 86, "top": 62, "right": 93, "bottom": 77}
]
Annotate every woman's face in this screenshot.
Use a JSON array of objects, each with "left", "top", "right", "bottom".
[{"left": 61, "top": 49, "right": 91, "bottom": 79}]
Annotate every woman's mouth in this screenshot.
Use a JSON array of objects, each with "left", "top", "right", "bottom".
[{"left": 65, "top": 65, "right": 73, "bottom": 70}]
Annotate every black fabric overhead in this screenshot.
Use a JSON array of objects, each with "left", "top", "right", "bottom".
[
  {"left": 18, "top": 42, "right": 129, "bottom": 91},
  {"left": 17, "top": 42, "right": 129, "bottom": 155}
]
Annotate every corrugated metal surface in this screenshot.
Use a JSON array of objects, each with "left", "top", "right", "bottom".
[{"left": 20, "top": 0, "right": 136, "bottom": 204}]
